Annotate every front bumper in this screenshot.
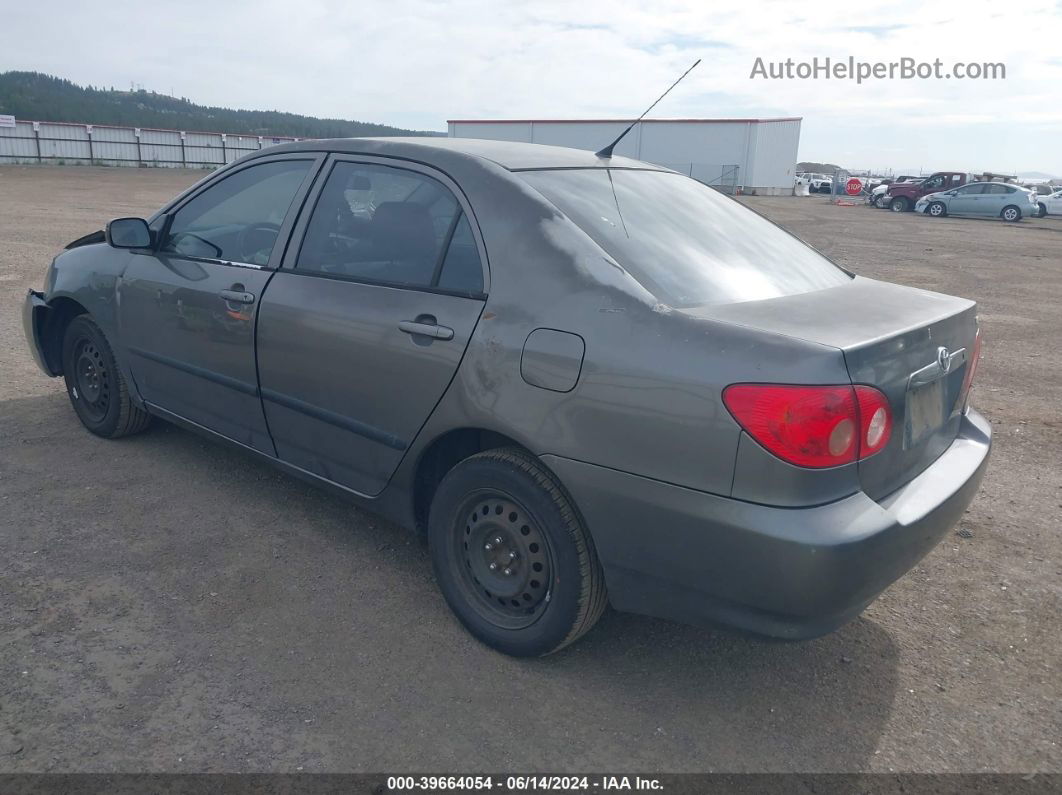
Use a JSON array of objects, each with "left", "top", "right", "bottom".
[
  {"left": 23, "top": 289, "right": 58, "bottom": 376},
  {"left": 543, "top": 408, "right": 992, "bottom": 639}
]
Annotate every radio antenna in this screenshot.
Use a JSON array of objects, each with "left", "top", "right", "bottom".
[{"left": 595, "top": 59, "right": 701, "bottom": 159}]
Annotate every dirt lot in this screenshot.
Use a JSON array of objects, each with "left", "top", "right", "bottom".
[{"left": 0, "top": 166, "right": 1059, "bottom": 773}]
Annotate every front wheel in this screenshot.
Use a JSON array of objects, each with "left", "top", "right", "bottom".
[
  {"left": 875, "top": 195, "right": 888, "bottom": 208},
  {"left": 428, "top": 448, "right": 607, "bottom": 657},
  {"left": 61, "top": 315, "right": 151, "bottom": 438},
  {"left": 890, "top": 197, "right": 910, "bottom": 212},
  {"left": 1038, "top": 203, "right": 1048, "bottom": 218},
  {"left": 1001, "top": 205, "right": 1022, "bottom": 222},
  {"left": 927, "top": 201, "right": 947, "bottom": 217}
]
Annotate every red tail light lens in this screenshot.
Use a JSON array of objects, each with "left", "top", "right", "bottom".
[{"left": 723, "top": 384, "right": 892, "bottom": 469}]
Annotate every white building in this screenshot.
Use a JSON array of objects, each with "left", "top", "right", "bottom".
[{"left": 447, "top": 117, "right": 802, "bottom": 195}]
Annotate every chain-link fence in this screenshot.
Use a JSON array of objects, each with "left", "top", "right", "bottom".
[{"left": 658, "top": 162, "right": 741, "bottom": 194}]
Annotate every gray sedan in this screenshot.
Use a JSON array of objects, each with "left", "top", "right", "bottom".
[
  {"left": 23, "top": 138, "right": 991, "bottom": 656},
  {"left": 916, "top": 181, "right": 1040, "bottom": 220}
]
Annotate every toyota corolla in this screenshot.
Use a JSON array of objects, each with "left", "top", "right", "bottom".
[{"left": 23, "top": 138, "right": 991, "bottom": 656}]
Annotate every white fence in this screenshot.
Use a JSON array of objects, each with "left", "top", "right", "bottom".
[{"left": 0, "top": 119, "right": 303, "bottom": 168}]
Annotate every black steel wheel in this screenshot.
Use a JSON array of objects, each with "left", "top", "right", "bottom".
[
  {"left": 428, "top": 448, "right": 607, "bottom": 656},
  {"left": 61, "top": 315, "right": 151, "bottom": 438},
  {"left": 456, "top": 492, "right": 554, "bottom": 629},
  {"left": 71, "top": 338, "right": 111, "bottom": 423}
]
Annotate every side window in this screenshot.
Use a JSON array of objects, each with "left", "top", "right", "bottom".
[
  {"left": 437, "top": 214, "right": 484, "bottom": 294},
  {"left": 986, "top": 183, "right": 1010, "bottom": 194},
  {"left": 297, "top": 161, "right": 463, "bottom": 289},
  {"left": 958, "top": 184, "right": 986, "bottom": 195},
  {"left": 950, "top": 174, "right": 963, "bottom": 186},
  {"left": 161, "top": 160, "right": 312, "bottom": 265},
  {"left": 923, "top": 175, "right": 945, "bottom": 190}
]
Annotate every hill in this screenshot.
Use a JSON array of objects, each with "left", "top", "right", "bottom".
[
  {"left": 0, "top": 71, "right": 437, "bottom": 138},
  {"left": 797, "top": 161, "right": 843, "bottom": 175}
]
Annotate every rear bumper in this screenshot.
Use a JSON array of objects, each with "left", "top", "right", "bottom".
[
  {"left": 544, "top": 408, "right": 992, "bottom": 639},
  {"left": 23, "top": 289, "right": 58, "bottom": 376}
]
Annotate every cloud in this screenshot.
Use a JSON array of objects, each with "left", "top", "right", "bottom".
[
  {"left": 844, "top": 24, "right": 909, "bottom": 36},
  {"left": 2, "top": 0, "right": 1061, "bottom": 171}
]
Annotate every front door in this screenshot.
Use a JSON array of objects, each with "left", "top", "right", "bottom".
[
  {"left": 256, "top": 157, "right": 488, "bottom": 495},
  {"left": 117, "top": 155, "right": 321, "bottom": 451},
  {"left": 948, "top": 183, "right": 986, "bottom": 214}
]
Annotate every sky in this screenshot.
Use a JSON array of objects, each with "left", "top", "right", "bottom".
[{"left": 4, "top": 0, "right": 1062, "bottom": 175}]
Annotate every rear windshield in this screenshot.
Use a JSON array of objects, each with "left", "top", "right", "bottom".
[{"left": 519, "top": 168, "right": 851, "bottom": 307}]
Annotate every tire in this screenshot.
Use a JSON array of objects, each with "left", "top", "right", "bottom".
[
  {"left": 890, "top": 197, "right": 910, "bottom": 212},
  {"left": 61, "top": 315, "right": 151, "bottom": 438},
  {"left": 428, "top": 448, "right": 607, "bottom": 657},
  {"left": 1038, "top": 203, "right": 1047, "bottom": 218},
  {"left": 1001, "top": 205, "right": 1022, "bottom": 222},
  {"left": 927, "top": 201, "right": 947, "bottom": 217},
  {"left": 875, "top": 195, "right": 888, "bottom": 209}
]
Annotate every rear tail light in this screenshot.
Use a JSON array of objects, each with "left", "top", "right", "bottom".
[
  {"left": 723, "top": 383, "right": 893, "bottom": 469},
  {"left": 960, "top": 328, "right": 983, "bottom": 409}
]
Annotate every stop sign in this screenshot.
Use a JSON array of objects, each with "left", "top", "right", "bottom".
[{"left": 845, "top": 177, "right": 863, "bottom": 195}]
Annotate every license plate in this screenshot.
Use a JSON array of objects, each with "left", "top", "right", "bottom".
[{"left": 905, "top": 378, "right": 946, "bottom": 449}]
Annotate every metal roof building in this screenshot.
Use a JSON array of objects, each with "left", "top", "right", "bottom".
[{"left": 447, "top": 117, "right": 802, "bottom": 195}]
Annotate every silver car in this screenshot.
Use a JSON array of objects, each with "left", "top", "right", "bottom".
[
  {"left": 916, "top": 181, "right": 1040, "bottom": 221},
  {"left": 23, "top": 138, "right": 991, "bottom": 656}
]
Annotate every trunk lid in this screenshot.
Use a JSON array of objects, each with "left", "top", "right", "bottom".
[{"left": 694, "top": 277, "right": 978, "bottom": 500}]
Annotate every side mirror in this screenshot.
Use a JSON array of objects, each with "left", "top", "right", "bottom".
[{"left": 106, "top": 217, "right": 152, "bottom": 249}]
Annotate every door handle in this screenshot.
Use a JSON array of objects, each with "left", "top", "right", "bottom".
[
  {"left": 398, "top": 320, "right": 454, "bottom": 341},
  {"left": 219, "top": 289, "right": 255, "bottom": 304}
]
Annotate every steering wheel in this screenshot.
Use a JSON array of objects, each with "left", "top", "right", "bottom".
[{"left": 237, "top": 222, "right": 281, "bottom": 264}]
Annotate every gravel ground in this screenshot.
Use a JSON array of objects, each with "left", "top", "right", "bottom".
[{"left": 0, "top": 165, "right": 1059, "bottom": 773}]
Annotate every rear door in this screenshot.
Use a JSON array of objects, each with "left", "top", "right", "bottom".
[
  {"left": 255, "top": 155, "right": 488, "bottom": 495},
  {"left": 980, "top": 182, "right": 1013, "bottom": 216},
  {"left": 118, "top": 154, "right": 322, "bottom": 451}
]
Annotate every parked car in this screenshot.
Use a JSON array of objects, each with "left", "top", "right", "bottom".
[
  {"left": 916, "top": 181, "right": 1040, "bottom": 221},
  {"left": 886, "top": 171, "right": 969, "bottom": 212},
  {"left": 23, "top": 138, "right": 991, "bottom": 656},
  {"left": 807, "top": 173, "right": 834, "bottom": 193},
  {"left": 1036, "top": 187, "right": 1062, "bottom": 217}
]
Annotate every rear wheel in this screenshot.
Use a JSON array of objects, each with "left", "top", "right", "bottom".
[
  {"left": 875, "top": 194, "right": 888, "bottom": 208},
  {"left": 1038, "top": 202, "right": 1048, "bottom": 218},
  {"left": 927, "top": 201, "right": 947, "bottom": 217},
  {"left": 1001, "top": 205, "right": 1022, "bottom": 222},
  {"left": 61, "top": 315, "right": 151, "bottom": 438},
  {"left": 428, "top": 448, "right": 607, "bottom": 656},
  {"left": 890, "top": 197, "right": 910, "bottom": 212}
]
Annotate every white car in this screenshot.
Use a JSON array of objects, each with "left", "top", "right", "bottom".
[
  {"left": 1036, "top": 188, "right": 1062, "bottom": 217},
  {"left": 807, "top": 174, "right": 833, "bottom": 194}
]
